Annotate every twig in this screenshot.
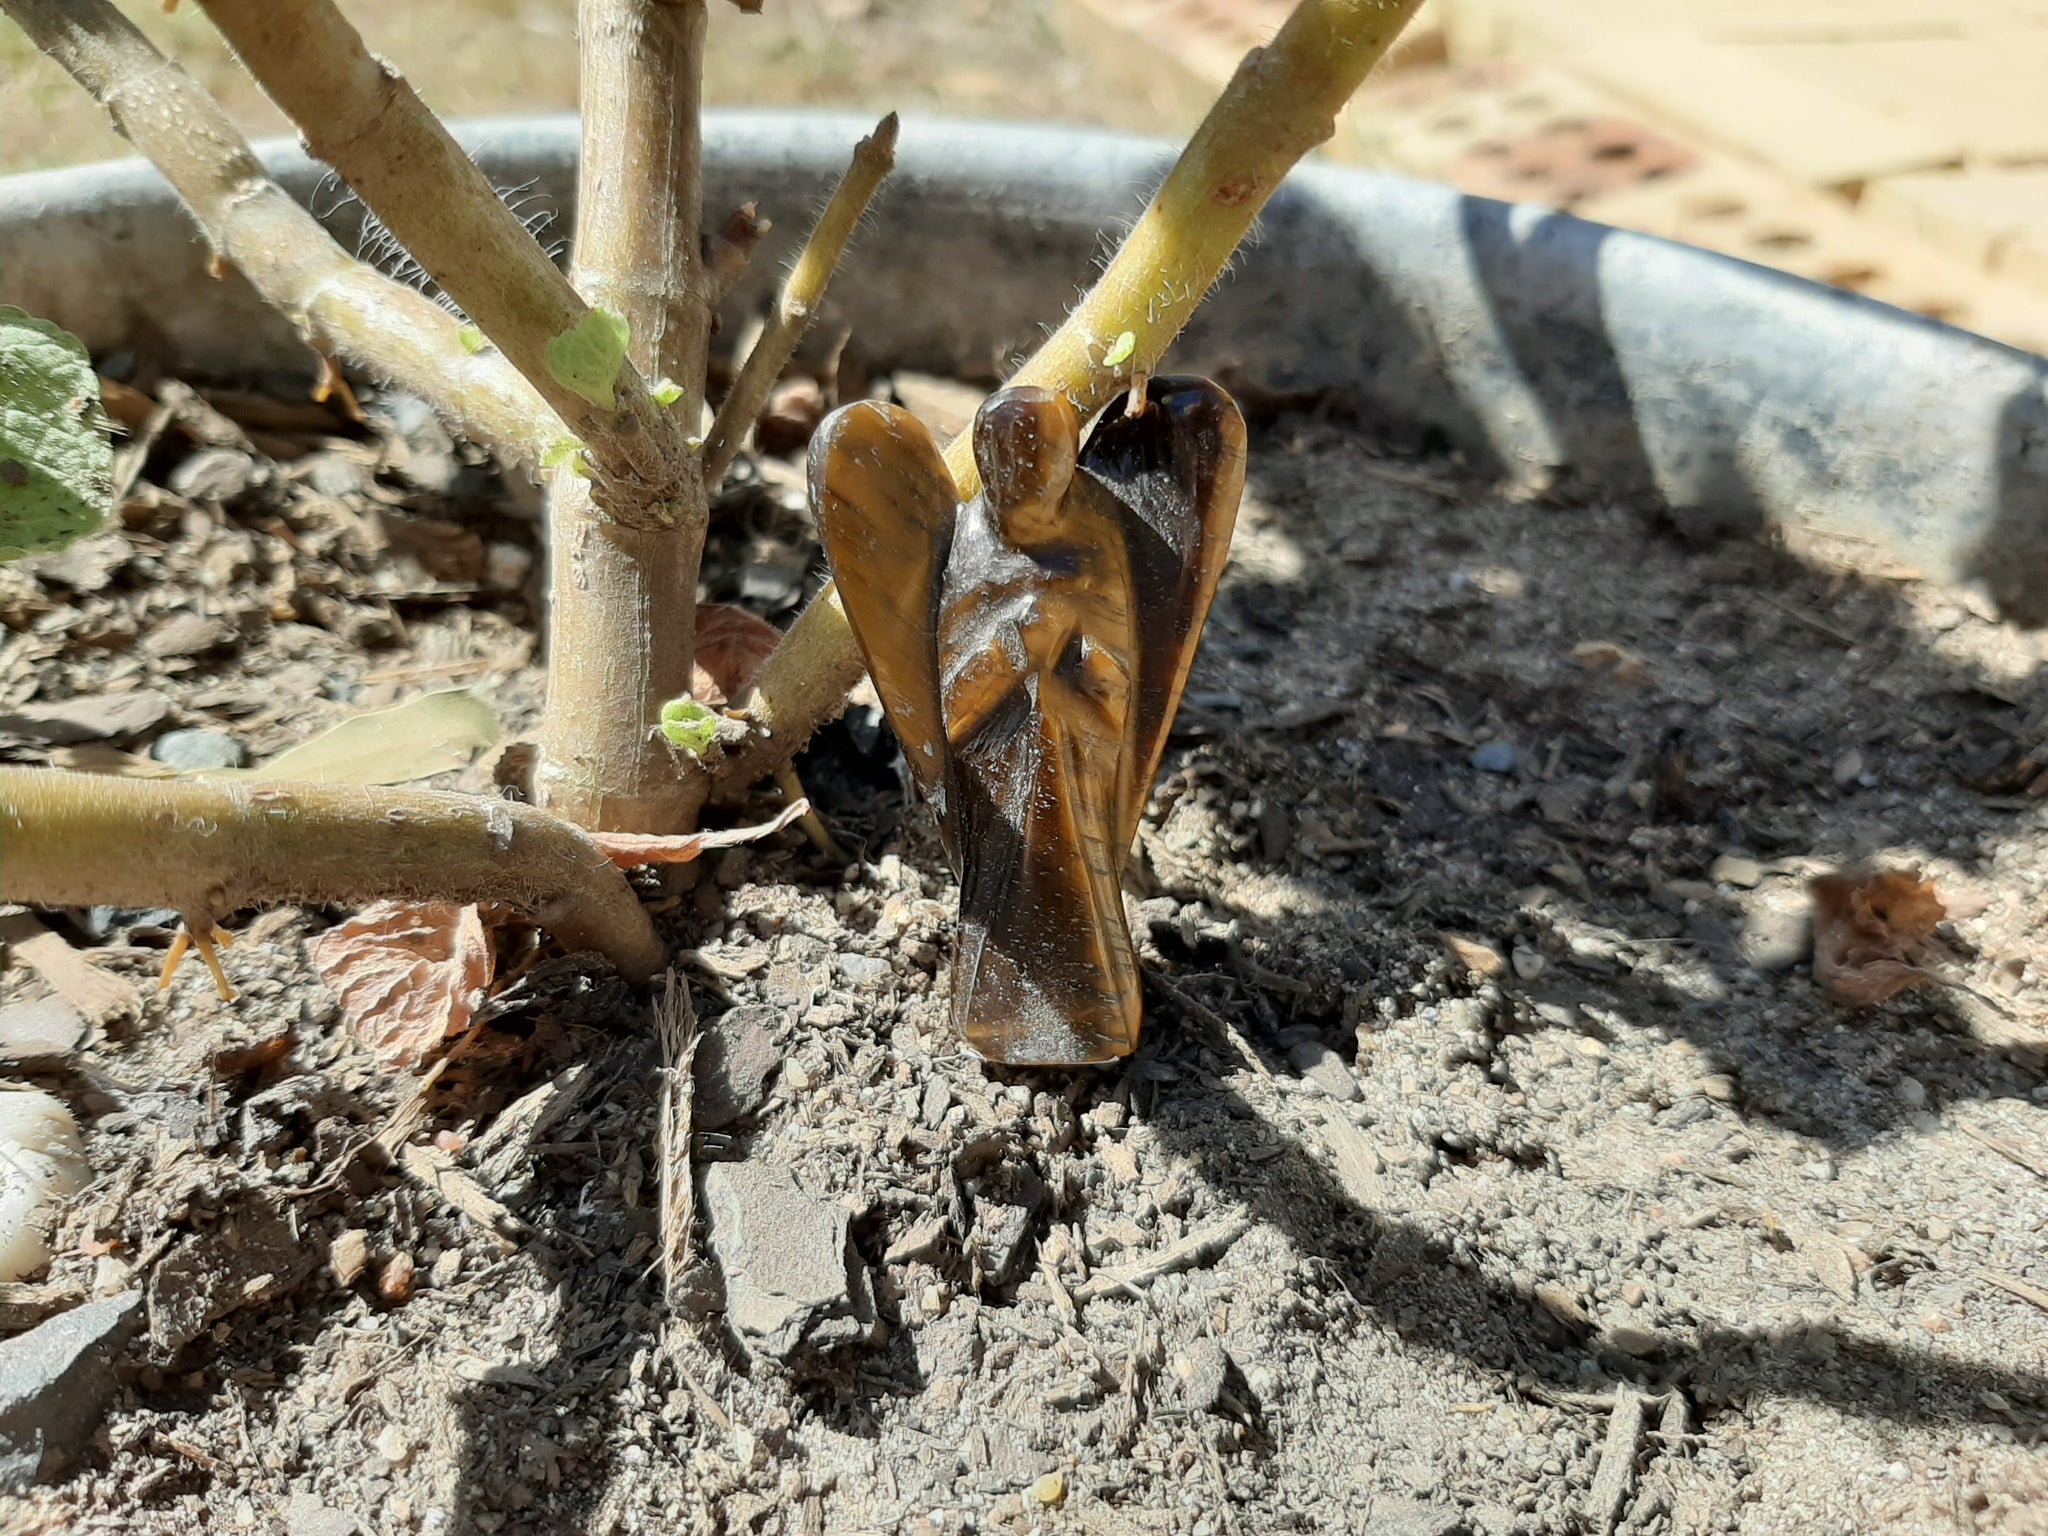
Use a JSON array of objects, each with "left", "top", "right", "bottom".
[
  {"left": 1073, "top": 1214, "right": 1252, "bottom": 1304},
  {"left": 655, "top": 972, "right": 700, "bottom": 1303},
  {"left": 1979, "top": 1269, "right": 2048, "bottom": 1314},
  {"left": 1957, "top": 1122, "right": 2048, "bottom": 1181},
  {"left": 0, "top": 768, "right": 664, "bottom": 982},
  {"left": 197, "top": 0, "right": 689, "bottom": 509},
  {"left": 5, "top": 0, "right": 555, "bottom": 463},
  {"left": 719, "top": 0, "right": 1423, "bottom": 794},
  {"left": 1147, "top": 971, "right": 1272, "bottom": 1081},
  {"left": 703, "top": 112, "right": 898, "bottom": 488}
]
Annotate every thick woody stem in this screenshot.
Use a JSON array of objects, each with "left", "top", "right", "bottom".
[
  {"left": 714, "top": 0, "right": 1423, "bottom": 799},
  {"left": 537, "top": 0, "right": 713, "bottom": 834},
  {"left": 702, "top": 113, "right": 898, "bottom": 489},
  {"left": 4, "top": 0, "right": 556, "bottom": 463},
  {"left": 196, "top": 0, "right": 690, "bottom": 519},
  {"left": 0, "top": 769, "right": 664, "bottom": 982}
]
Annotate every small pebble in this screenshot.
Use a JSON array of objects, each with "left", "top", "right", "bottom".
[
  {"left": 1511, "top": 946, "right": 1547, "bottom": 981},
  {"left": 1470, "top": 741, "right": 1518, "bottom": 775},
  {"left": 1575, "top": 1037, "right": 1608, "bottom": 1061},
  {"left": 377, "top": 1251, "right": 416, "bottom": 1306},
  {"left": 1032, "top": 1471, "right": 1067, "bottom": 1507},
  {"left": 1604, "top": 1322, "right": 1659, "bottom": 1357},
  {"left": 1697, "top": 1074, "right": 1737, "bottom": 1103},
  {"left": 429, "top": 1249, "right": 463, "bottom": 1289},
  {"left": 1620, "top": 1282, "right": 1646, "bottom": 1308},
  {"left": 374, "top": 1424, "right": 413, "bottom": 1466},
  {"left": 150, "top": 728, "right": 246, "bottom": 772},
  {"left": 330, "top": 1229, "right": 370, "bottom": 1288}
]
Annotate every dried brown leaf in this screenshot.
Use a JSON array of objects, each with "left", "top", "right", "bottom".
[
  {"left": 1809, "top": 867, "right": 1948, "bottom": 1007},
  {"left": 589, "top": 798, "right": 809, "bottom": 868},
  {"left": 308, "top": 901, "right": 493, "bottom": 1066},
  {"left": 689, "top": 603, "right": 782, "bottom": 708}
]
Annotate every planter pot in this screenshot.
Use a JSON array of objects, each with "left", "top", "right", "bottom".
[{"left": 4, "top": 111, "right": 2044, "bottom": 620}]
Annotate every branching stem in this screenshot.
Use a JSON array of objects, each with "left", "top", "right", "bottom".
[
  {"left": 703, "top": 113, "right": 898, "bottom": 489},
  {"left": 0, "top": 769, "right": 665, "bottom": 981},
  {"left": 3, "top": 0, "right": 557, "bottom": 464},
  {"left": 197, "top": 0, "right": 690, "bottom": 521}
]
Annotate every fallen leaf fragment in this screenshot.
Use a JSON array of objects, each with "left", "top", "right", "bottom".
[
  {"left": 234, "top": 689, "right": 500, "bottom": 786},
  {"left": 589, "top": 798, "right": 810, "bottom": 868},
  {"left": 309, "top": 901, "right": 493, "bottom": 1066},
  {"left": 690, "top": 603, "right": 782, "bottom": 708},
  {"left": 1809, "top": 867, "right": 1948, "bottom": 1006}
]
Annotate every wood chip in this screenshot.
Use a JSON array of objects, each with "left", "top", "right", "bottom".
[
  {"left": 0, "top": 911, "right": 143, "bottom": 1025},
  {"left": 396, "top": 1141, "right": 526, "bottom": 1248},
  {"left": 1586, "top": 1384, "right": 1646, "bottom": 1535},
  {"left": 1315, "top": 1105, "right": 1388, "bottom": 1210}
]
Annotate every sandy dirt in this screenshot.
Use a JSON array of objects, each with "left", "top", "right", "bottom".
[{"left": 1, "top": 357, "right": 2044, "bottom": 1536}]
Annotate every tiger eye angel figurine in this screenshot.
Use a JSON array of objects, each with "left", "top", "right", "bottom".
[{"left": 809, "top": 376, "right": 1246, "bottom": 1065}]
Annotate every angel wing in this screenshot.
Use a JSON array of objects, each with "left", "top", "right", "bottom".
[
  {"left": 1076, "top": 376, "right": 1247, "bottom": 848},
  {"left": 807, "top": 401, "right": 959, "bottom": 814}
]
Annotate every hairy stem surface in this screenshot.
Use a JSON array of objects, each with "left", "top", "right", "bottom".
[
  {"left": 5, "top": 0, "right": 556, "bottom": 462},
  {"left": 718, "top": 0, "right": 1423, "bottom": 797},
  {"left": 0, "top": 769, "right": 664, "bottom": 981},
  {"left": 198, "top": 0, "right": 690, "bottom": 518},
  {"left": 538, "top": 0, "right": 712, "bottom": 833},
  {"left": 703, "top": 113, "right": 898, "bottom": 489}
]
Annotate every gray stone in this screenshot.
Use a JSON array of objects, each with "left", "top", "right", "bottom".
[
  {"left": 1366, "top": 1493, "right": 1469, "bottom": 1536},
  {"left": 149, "top": 727, "right": 246, "bottom": 771},
  {"left": 694, "top": 1005, "right": 782, "bottom": 1129},
  {"left": 1172, "top": 1336, "right": 1231, "bottom": 1414},
  {"left": 1286, "top": 1039, "right": 1359, "bottom": 1101},
  {"left": 147, "top": 1197, "right": 319, "bottom": 1355},
  {"left": 285, "top": 1490, "right": 366, "bottom": 1536},
  {"left": 0, "top": 690, "right": 171, "bottom": 745},
  {"left": 969, "top": 1200, "right": 1035, "bottom": 1287},
  {"left": 166, "top": 446, "right": 256, "bottom": 502},
  {"left": 701, "top": 1159, "right": 878, "bottom": 1362},
  {"left": 920, "top": 1076, "right": 952, "bottom": 1129},
  {"left": 0, "top": 1291, "right": 142, "bottom": 1491},
  {"left": 0, "top": 996, "right": 87, "bottom": 1068},
  {"left": 1710, "top": 852, "right": 1766, "bottom": 888},
  {"left": 1738, "top": 895, "right": 1811, "bottom": 972},
  {"left": 834, "top": 952, "right": 892, "bottom": 991},
  {"left": 142, "top": 611, "right": 234, "bottom": 659},
  {"left": 1470, "top": 740, "right": 1518, "bottom": 774}
]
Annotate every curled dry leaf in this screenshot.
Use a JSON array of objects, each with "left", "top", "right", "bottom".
[
  {"left": 308, "top": 901, "right": 493, "bottom": 1066},
  {"left": 1809, "top": 867, "right": 1948, "bottom": 1007},
  {"left": 589, "top": 798, "right": 810, "bottom": 868},
  {"left": 690, "top": 603, "right": 782, "bottom": 707}
]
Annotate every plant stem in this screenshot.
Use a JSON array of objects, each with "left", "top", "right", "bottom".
[
  {"left": 536, "top": 0, "right": 712, "bottom": 834},
  {"left": 197, "top": 0, "right": 690, "bottom": 520},
  {"left": 4, "top": 0, "right": 556, "bottom": 463},
  {"left": 0, "top": 769, "right": 665, "bottom": 982},
  {"left": 716, "top": 0, "right": 1422, "bottom": 797},
  {"left": 702, "top": 113, "right": 898, "bottom": 489}
]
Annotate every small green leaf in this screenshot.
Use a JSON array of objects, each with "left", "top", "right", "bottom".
[
  {"left": 223, "top": 689, "right": 501, "bottom": 785},
  {"left": 658, "top": 697, "right": 720, "bottom": 756},
  {"left": 0, "top": 306, "right": 112, "bottom": 563},
  {"left": 1102, "top": 330, "right": 1137, "bottom": 369},
  {"left": 540, "top": 436, "right": 591, "bottom": 479},
  {"left": 457, "top": 324, "right": 486, "bottom": 355},
  {"left": 650, "top": 377, "right": 684, "bottom": 408},
  {"left": 546, "top": 308, "right": 631, "bottom": 409}
]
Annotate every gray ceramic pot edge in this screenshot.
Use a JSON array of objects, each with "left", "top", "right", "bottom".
[{"left": 4, "top": 110, "right": 2044, "bottom": 619}]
